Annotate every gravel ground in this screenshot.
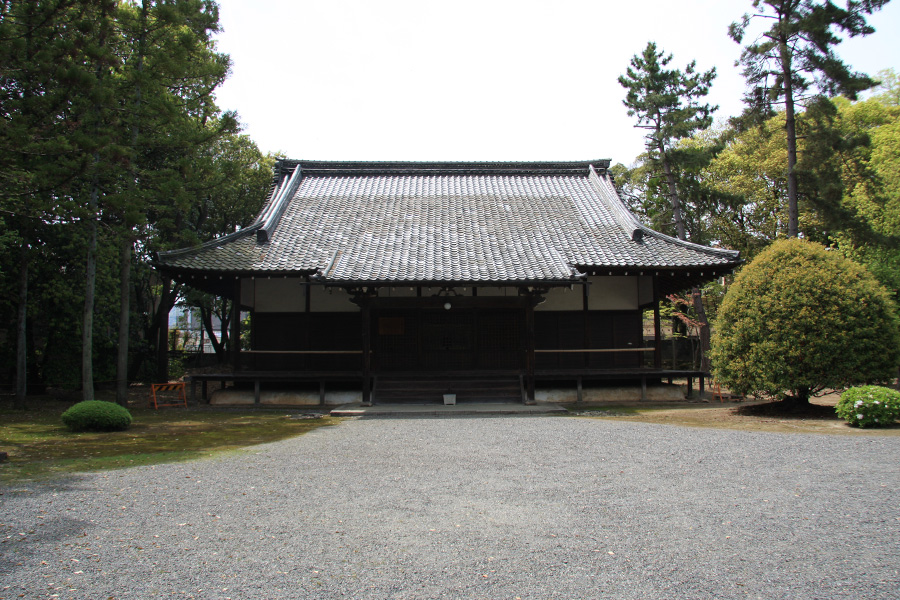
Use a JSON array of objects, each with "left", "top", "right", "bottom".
[{"left": 2, "top": 416, "right": 898, "bottom": 600}]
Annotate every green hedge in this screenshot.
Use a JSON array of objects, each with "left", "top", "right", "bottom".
[
  {"left": 61, "top": 400, "right": 133, "bottom": 432},
  {"left": 711, "top": 239, "right": 900, "bottom": 403},
  {"left": 835, "top": 386, "right": 900, "bottom": 428}
]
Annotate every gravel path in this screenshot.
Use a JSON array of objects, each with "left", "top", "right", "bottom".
[{"left": 2, "top": 416, "right": 898, "bottom": 599}]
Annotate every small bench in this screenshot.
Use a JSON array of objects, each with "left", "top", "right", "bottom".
[{"left": 149, "top": 382, "right": 187, "bottom": 409}]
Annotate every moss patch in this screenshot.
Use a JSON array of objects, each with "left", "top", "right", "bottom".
[{"left": 0, "top": 400, "right": 338, "bottom": 483}]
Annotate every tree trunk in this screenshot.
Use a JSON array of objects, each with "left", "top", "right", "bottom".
[
  {"left": 15, "top": 243, "right": 28, "bottom": 410},
  {"left": 82, "top": 184, "right": 98, "bottom": 402},
  {"left": 82, "top": 2, "right": 112, "bottom": 402},
  {"left": 661, "top": 146, "right": 711, "bottom": 373},
  {"left": 115, "top": 236, "right": 131, "bottom": 406},
  {"left": 220, "top": 297, "right": 231, "bottom": 356},
  {"left": 779, "top": 34, "right": 800, "bottom": 238},
  {"left": 788, "top": 386, "right": 811, "bottom": 405},
  {"left": 115, "top": 1, "right": 146, "bottom": 406},
  {"left": 200, "top": 301, "right": 227, "bottom": 361},
  {"left": 661, "top": 154, "right": 686, "bottom": 240}
]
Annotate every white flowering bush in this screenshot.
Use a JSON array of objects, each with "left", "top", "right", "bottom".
[{"left": 835, "top": 386, "right": 900, "bottom": 428}]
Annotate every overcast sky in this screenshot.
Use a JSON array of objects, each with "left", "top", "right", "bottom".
[{"left": 212, "top": 0, "right": 900, "bottom": 167}]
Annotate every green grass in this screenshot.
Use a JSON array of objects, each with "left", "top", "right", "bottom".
[{"left": 0, "top": 400, "right": 339, "bottom": 483}]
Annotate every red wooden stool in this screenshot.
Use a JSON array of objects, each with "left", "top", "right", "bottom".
[{"left": 149, "top": 382, "right": 187, "bottom": 409}]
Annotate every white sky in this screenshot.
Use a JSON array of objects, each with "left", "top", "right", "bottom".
[{"left": 212, "top": 0, "right": 900, "bottom": 167}]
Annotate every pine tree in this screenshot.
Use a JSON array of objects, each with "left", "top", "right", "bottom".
[
  {"left": 729, "top": 0, "right": 891, "bottom": 238},
  {"left": 619, "top": 42, "right": 717, "bottom": 240},
  {"left": 618, "top": 42, "right": 718, "bottom": 370}
]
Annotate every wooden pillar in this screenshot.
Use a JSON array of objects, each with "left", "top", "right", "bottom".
[
  {"left": 305, "top": 279, "right": 311, "bottom": 312},
  {"left": 582, "top": 281, "right": 592, "bottom": 368},
  {"left": 303, "top": 281, "right": 312, "bottom": 371},
  {"left": 525, "top": 298, "right": 536, "bottom": 405},
  {"left": 231, "top": 277, "right": 241, "bottom": 371},
  {"left": 652, "top": 274, "right": 662, "bottom": 369},
  {"left": 361, "top": 295, "right": 373, "bottom": 406}
]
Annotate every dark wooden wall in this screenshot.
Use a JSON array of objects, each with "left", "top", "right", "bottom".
[
  {"left": 535, "top": 311, "right": 643, "bottom": 369},
  {"left": 251, "top": 312, "right": 362, "bottom": 371},
  {"left": 251, "top": 308, "right": 643, "bottom": 372}
]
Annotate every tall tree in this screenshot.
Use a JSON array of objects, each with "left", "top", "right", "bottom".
[
  {"left": 77, "top": 0, "right": 120, "bottom": 403},
  {"left": 111, "top": 0, "right": 231, "bottom": 400},
  {"left": 619, "top": 42, "right": 717, "bottom": 240},
  {"left": 729, "top": 0, "right": 891, "bottom": 238},
  {"left": 0, "top": 0, "right": 89, "bottom": 408},
  {"left": 618, "top": 42, "right": 718, "bottom": 370},
  {"left": 1, "top": 0, "right": 239, "bottom": 403}
]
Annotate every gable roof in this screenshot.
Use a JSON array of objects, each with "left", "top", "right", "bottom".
[{"left": 156, "top": 159, "right": 740, "bottom": 291}]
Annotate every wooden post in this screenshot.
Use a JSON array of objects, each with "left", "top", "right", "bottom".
[
  {"left": 653, "top": 274, "right": 662, "bottom": 369},
  {"left": 361, "top": 295, "right": 372, "bottom": 406},
  {"left": 303, "top": 281, "right": 312, "bottom": 372},
  {"left": 582, "top": 282, "right": 590, "bottom": 368},
  {"left": 525, "top": 300, "right": 536, "bottom": 404},
  {"left": 523, "top": 291, "right": 543, "bottom": 405},
  {"left": 231, "top": 277, "right": 242, "bottom": 372},
  {"left": 305, "top": 279, "right": 311, "bottom": 312}
]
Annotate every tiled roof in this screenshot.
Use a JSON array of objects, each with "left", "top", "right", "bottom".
[{"left": 157, "top": 160, "right": 740, "bottom": 283}]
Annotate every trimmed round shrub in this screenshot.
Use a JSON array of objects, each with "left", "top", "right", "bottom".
[
  {"left": 61, "top": 400, "right": 133, "bottom": 432},
  {"left": 835, "top": 386, "right": 900, "bottom": 428},
  {"left": 710, "top": 239, "right": 900, "bottom": 404}
]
